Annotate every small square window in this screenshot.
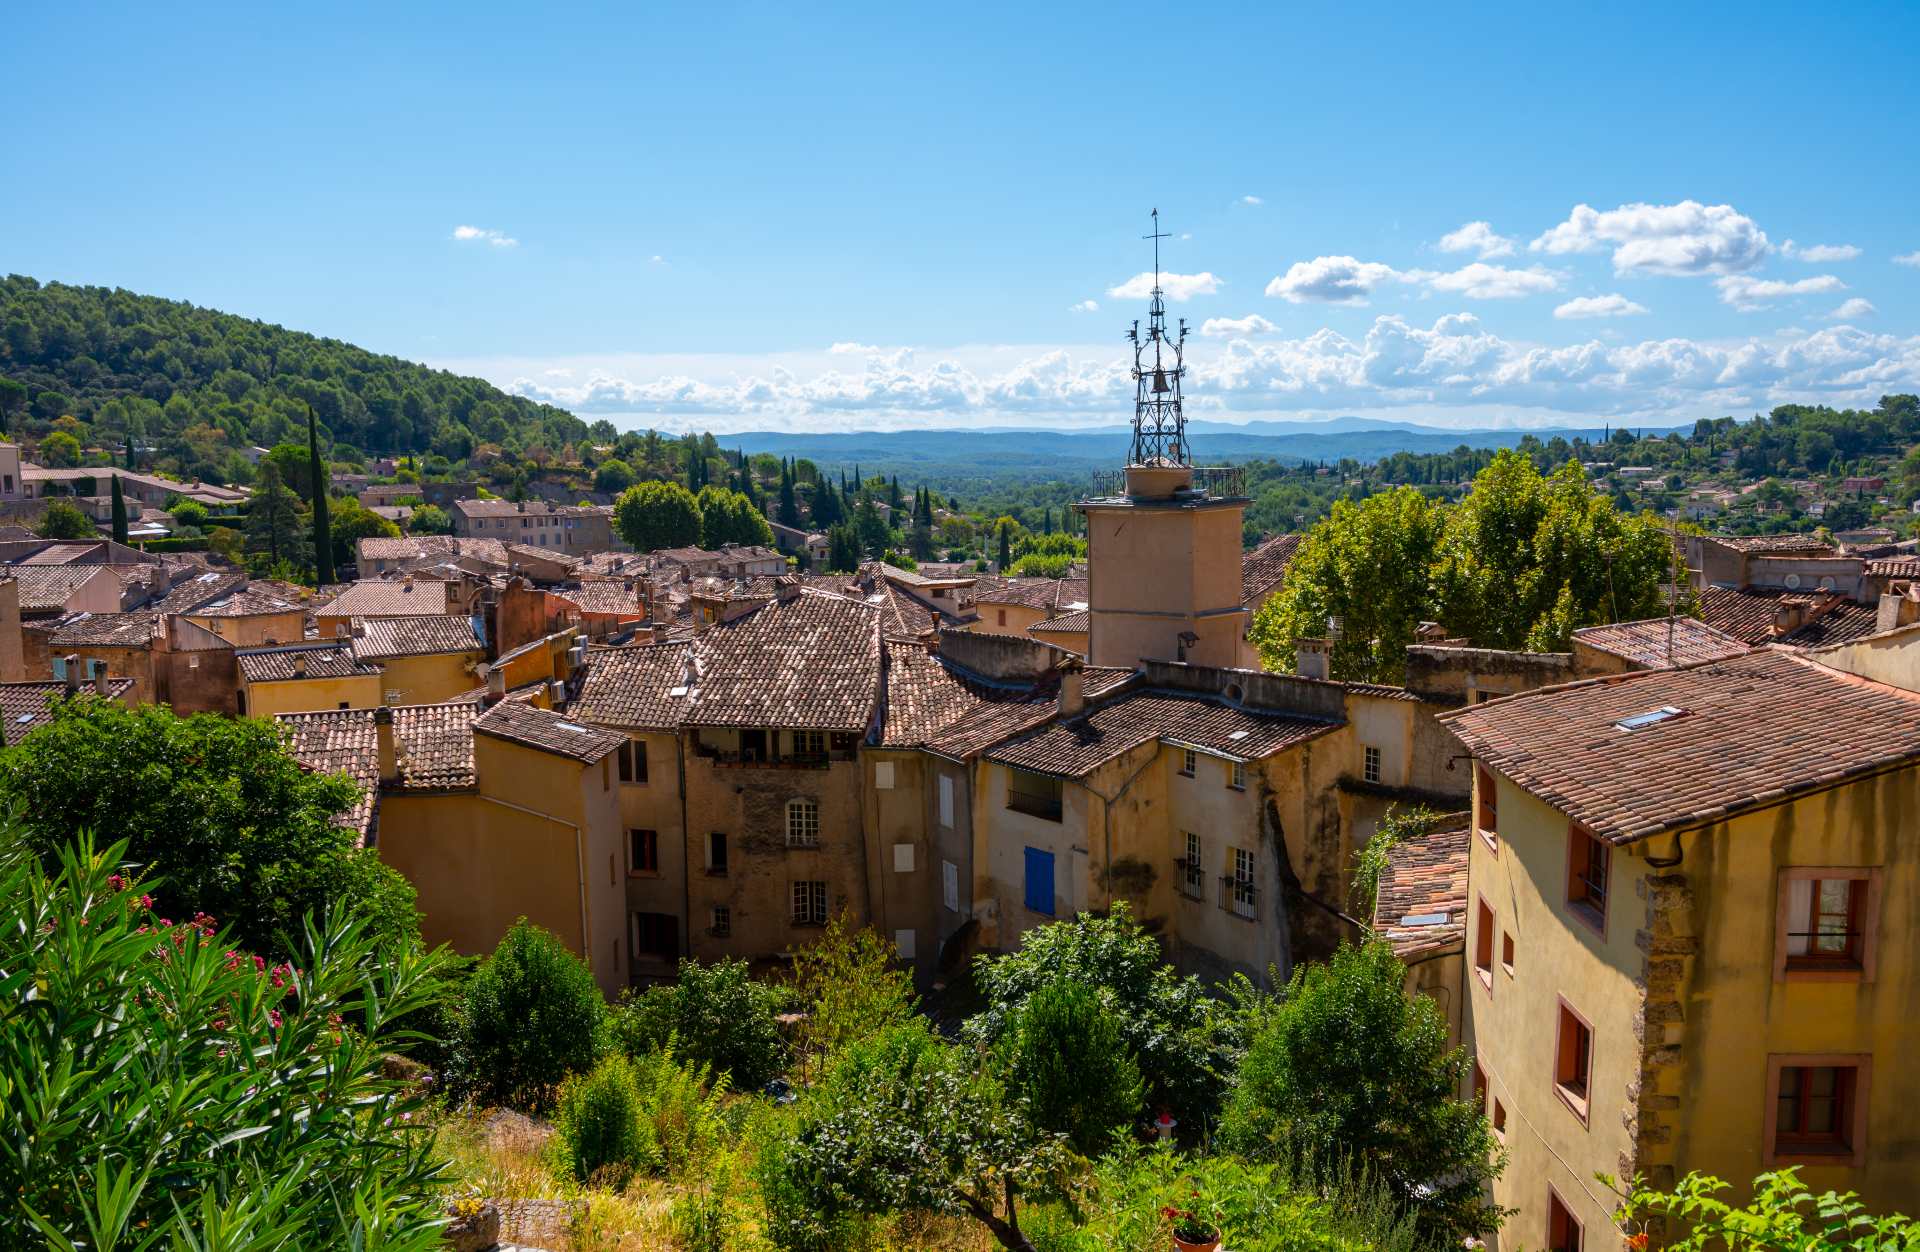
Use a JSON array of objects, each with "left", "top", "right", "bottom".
[
  {"left": 1471, "top": 1059, "right": 1488, "bottom": 1109},
  {"left": 1501, "top": 930, "right": 1515, "bottom": 976},
  {"left": 791, "top": 880, "right": 828, "bottom": 926},
  {"left": 1547, "top": 1188, "right": 1582, "bottom": 1252},
  {"left": 1565, "top": 824, "right": 1611, "bottom": 935},
  {"left": 1227, "top": 760, "right": 1246, "bottom": 790},
  {"left": 1473, "top": 898, "right": 1495, "bottom": 991},
  {"left": 1179, "top": 748, "right": 1196, "bottom": 777},
  {"left": 709, "top": 905, "right": 731, "bottom": 937},
  {"left": 1475, "top": 765, "right": 1499, "bottom": 852},
  {"left": 706, "top": 831, "right": 728, "bottom": 875},
  {"left": 1766, "top": 1055, "right": 1869, "bottom": 1167},
  {"left": 1554, "top": 999, "right": 1593, "bottom": 1125},
  {"left": 1775, "top": 868, "right": 1878, "bottom": 982},
  {"left": 1491, "top": 1097, "right": 1507, "bottom": 1139},
  {"left": 1363, "top": 745, "right": 1382, "bottom": 784}
]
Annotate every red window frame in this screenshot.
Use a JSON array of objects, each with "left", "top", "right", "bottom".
[
  {"left": 629, "top": 828, "right": 659, "bottom": 876},
  {"left": 1473, "top": 897, "right": 1496, "bottom": 992},
  {"left": 1774, "top": 867, "right": 1879, "bottom": 983},
  {"left": 1553, "top": 997, "right": 1593, "bottom": 1126},
  {"left": 1475, "top": 765, "right": 1499, "bottom": 852},
  {"left": 1546, "top": 1188, "right": 1582, "bottom": 1252},
  {"left": 1765, "top": 1054, "right": 1870, "bottom": 1168},
  {"left": 1565, "top": 823, "right": 1610, "bottom": 937}
]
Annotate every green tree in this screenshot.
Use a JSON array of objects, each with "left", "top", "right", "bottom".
[
  {"left": 777, "top": 459, "right": 801, "bottom": 527},
  {"left": 825, "top": 522, "right": 860, "bottom": 573},
  {"left": 410, "top": 502, "right": 453, "bottom": 534},
  {"left": 327, "top": 496, "right": 401, "bottom": 571},
  {"left": 244, "top": 460, "right": 308, "bottom": 574},
  {"left": 263, "top": 441, "right": 315, "bottom": 500},
  {"left": 997, "top": 521, "right": 1013, "bottom": 572},
  {"left": 458, "top": 919, "right": 608, "bottom": 1110},
  {"left": 0, "top": 376, "right": 24, "bottom": 429},
  {"left": 594, "top": 457, "right": 636, "bottom": 494},
  {"left": 108, "top": 473, "right": 128, "bottom": 544},
  {"left": 615, "top": 479, "right": 703, "bottom": 552},
  {"left": 37, "top": 499, "right": 93, "bottom": 540},
  {"left": 166, "top": 495, "right": 210, "bottom": 529},
  {"left": 307, "top": 403, "right": 335, "bottom": 583},
  {"left": 1220, "top": 939, "right": 1502, "bottom": 1240},
  {"left": 697, "top": 484, "right": 775, "bottom": 549},
  {"left": 789, "top": 914, "right": 916, "bottom": 1077},
  {"left": 1248, "top": 486, "right": 1443, "bottom": 681},
  {"left": 0, "top": 696, "right": 416, "bottom": 957},
  {"left": 996, "top": 981, "right": 1144, "bottom": 1155},
  {"left": 612, "top": 956, "right": 788, "bottom": 1089},
  {"left": 964, "top": 903, "right": 1239, "bottom": 1130},
  {"left": 38, "top": 430, "right": 82, "bottom": 467},
  {"left": 1616, "top": 1168, "right": 1920, "bottom": 1251},
  {"left": 1, "top": 837, "right": 455, "bottom": 1248},
  {"left": 854, "top": 495, "right": 891, "bottom": 558}
]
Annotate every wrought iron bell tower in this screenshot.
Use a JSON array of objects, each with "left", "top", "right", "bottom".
[{"left": 1126, "top": 208, "right": 1191, "bottom": 468}]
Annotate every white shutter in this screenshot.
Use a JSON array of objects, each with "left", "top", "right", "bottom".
[
  {"left": 938, "top": 774, "right": 954, "bottom": 827},
  {"left": 942, "top": 860, "right": 959, "bottom": 912},
  {"left": 893, "top": 842, "right": 915, "bottom": 873},
  {"left": 875, "top": 761, "right": 895, "bottom": 790},
  {"left": 894, "top": 928, "right": 916, "bottom": 960},
  {"left": 1786, "top": 878, "right": 1812, "bottom": 955}
]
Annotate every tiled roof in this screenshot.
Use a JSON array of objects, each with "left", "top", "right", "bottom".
[
  {"left": 1373, "top": 818, "right": 1471, "bottom": 960},
  {"left": 1029, "top": 610, "right": 1089, "bottom": 634},
  {"left": 1572, "top": 617, "right": 1750, "bottom": 669},
  {"left": 358, "top": 536, "right": 452, "bottom": 562},
  {"left": 1696, "top": 586, "right": 1880, "bottom": 647},
  {"left": 151, "top": 571, "right": 248, "bottom": 614},
  {"left": 9, "top": 566, "right": 105, "bottom": 611},
  {"left": 506, "top": 543, "right": 583, "bottom": 568},
  {"left": 1867, "top": 557, "right": 1920, "bottom": 580},
  {"left": 986, "top": 688, "right": 1341, "bottom": 779},
  {"left": 918, "top": 667, "right": 1133, "bottom": 761},
  {"left": 975, "top": 578, "right": 1089, "bottom": 613},
  {"left": 683, "top": 589, "right": 882, "bottom": 731},
  {"left": 1440, "top": 649, "right": 1920, "bottom": 845},
  {"left": 570, "top": 643, "right": 696, "bottom": 729},
  {"left": 15, "top": 541, "right": 110, "bottom": 566},
  {"left": 453, "top": 498, "right": 589, "bottom": 518},
  {"left": 187, "top": 586, "right": 303, "bottom": 618},
  {"left": 1242, "top": 533, "right": 1302, "bottom": 605},
  {"left": 278, "top": 701, "right": 484, "bottom": 835},
  {"left": 47, "top": 611, "right": 158, "bottom": 647},
  {"left": 475, "top": 699, "right": 625, "bottom": 764},
  {"left": 877, "top": 643, "right": 1057, "bottom": 748},
  {"left": 238, "top": 643, "right": 383, "bottom": 683},
  {"left": 0, "top": 680, "right": 136, "bottom": 746},
  {"left": 1703, "top": 533, "right": 1835, "bottom": 555},
  {"left": 316, "top": 579, "right": 449, "bottom": 618},
  {"left": 349, "top": 615, "right": 483, "bottom": 660},
  {"left": 554, "top": 582, "right": 644, "bottom": 616}
]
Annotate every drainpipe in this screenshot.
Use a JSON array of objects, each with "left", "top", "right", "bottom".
[
  {"left": 477, "top": 794, "right": 591, "bottom": 971},
  {"left": 677, "top": 731, "right": 692, "bottom": 959}
]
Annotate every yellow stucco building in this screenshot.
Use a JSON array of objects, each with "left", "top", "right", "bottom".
[{"left": 1443, "top": 645, "right": 1920, "bottom": 1248}]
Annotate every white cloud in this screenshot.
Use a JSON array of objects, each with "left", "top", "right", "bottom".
[
  {"left": 1265, "top": 256, "right": 1407, "bottom": 305},
  {"left": 1069, "top": 299, "right": 1100, "bottom": 314},
  {"left": 1714, "top": 273, "right": 1846, "bottom": 311},
  {"left": 1200, "top": 315, "right": 1279, "bottom": 338},
  {"left": 1437, "top": 220, "right": 1517, "bottom": 259},
  {"left": 1897, "top": 251, "right": 1920, "bottom": 267},
  {"left": 1423, "top": 263, "right": 1560, "bottom": 299},
  {"left": 1107, "top": 271, "right": 1221, "bottom": 301},
  {"left": 451, "top": 224, "right": 518, "bottom": 248},
  {"left": 1827, "top": 298, "right": 1877, "bottom": 320},
  {"left": 1554, "top": 294, "right": 1650, "bottom": 319},
  {"left": 650, "top": 254, "right": 666, "bottom": 264},
  {"left": 1240, "top": 195, "right": 1264, "bottom": 206},
  {"left": 1781, "top": 240, "right": 1861, "bottom": 262},
  {"left": 1530, "top": 201, "right": 1769, "bottom": 275}
]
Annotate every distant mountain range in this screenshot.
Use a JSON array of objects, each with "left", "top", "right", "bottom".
[{"left": 726, "top": 418, "right": 1685, "bottom": 484}]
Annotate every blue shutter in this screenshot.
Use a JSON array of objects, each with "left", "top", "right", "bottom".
[{"left": 1023, "top": 847, "right": 1055, "bottom": 915}]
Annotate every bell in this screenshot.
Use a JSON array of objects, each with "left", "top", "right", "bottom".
[{"left": 1152, "top": 368, "right": 1170, "bottom": 394}]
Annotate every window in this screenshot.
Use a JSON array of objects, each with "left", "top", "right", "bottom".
[
  {"left": 1181, "top": 832, "right": 1205, "bottom": 897},
  {"left": 1475, "top": 765, "right": 1498, "bottom": 850},
  {"left": 706, "top": 831, "right": 728, "bottom": 875},
  {"left": 892, "top": 842, "right": 914, "bottom": 873},
  {"left": 1776, "top": 868, "right": 1878, "bottom": 981},
  {"left": 1471, "top": 1060, "right": 1488, "bottom": 1109},
  {"left": 938, "top": 774, "right": 954, "bottom": 827},
  {"left": 1229, "top": 847, "right": 1256, "bottom": 918},
  {"left": 1767, "top": 1056, "right": 1868, "bottom": 1166},
  {"left": 893, "top": 928, "right": 916, "bottom": 960},
  {"left": 1179, "top": 748, "right": 1196, "bottom": 777},
  {"left": 786, "top": 797, "right": 820, "bottom": 847},
  {"left": 1501, "top": 930, "right": 1515, "bottom": 976},
  {"left": 997, "top": 609, "right": 1007, "bottom": 627},
  {"left": 709, "top": 906, "right": 731, "bottom": 938},
  {"left": 629, "top": 829, "right": 659, "bottom": 876},
  {"left": 1565, "top": 824, "right": 1610, "bottom": 934},
  {"left": 1227, "top": 760, "right": 1246, "bottom": 790},
  {"left": 1473, "top": 899, "right": 1495, "bottom": 989},
  {"left": 1491, "top": 1098, "right": 1507, "bottom": 1138},
  {"left": 793, "top": 729, "right": 826, "bottom": 760},
  {"left": 791, "top": 880, "right": 828, "bottom": 926},
  {"left": 1023, "top": 846, "right": 1055, "bottom": 915},
  {"left": 1554, "top": 999, "right": 1593, "bottom": 1124},
  {"left": 942, "top": 859, "right": 959, "bottom": 912},
  {"left": 874, "top": 760, "right": 895, "bottom": 789},
  {"left": 1007, "top": 769, "right": 1063, "bottom": 821},
  {"left": 1363, "top": 745, "right": 1382, "bottom": 784},
  {"left": 1546, "top": 1188, "right": 1582, "bottom": 1252},
  {"left": 617, "top": 739, "right": 648, "bottom": 783},
  {"left": 630, "top": 911, "right": 676, "bottom": 961}
]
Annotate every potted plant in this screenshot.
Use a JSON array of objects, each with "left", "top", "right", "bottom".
[{"left": 1162, "top": 1193, "right": 1221, "bottom": 1252}]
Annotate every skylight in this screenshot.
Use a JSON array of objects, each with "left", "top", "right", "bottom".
[{"left": 1614, "top": 705, "right": 1685, "bottom": 732}]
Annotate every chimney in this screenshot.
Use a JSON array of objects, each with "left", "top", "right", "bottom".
[
  {"left": 1057, "top": 657, "right": 1085, "bottom": 719},
  {"left": 485, "top": 663, "right": 506, "bottom": 703},
  {"left": 374, "top": 705, "right": 398, "bottom": 784},
  {"left": 1770, "top": 601, "right": 1807, "bottom": 637},
  {"left": 63, "top": 654, "right": 81, "bottom": 696},
  {"left": 517, "top": 500, "right": 526, "bottom": 513},
  {"left": 293, "top": 652, "right": 309, "bottom": 677},
  {"left": 1295, "top": 637, "right": 1331, "bottom": 681},
  {"left": 1877, "top": 585, "right": 1920, "bottom": 632},
  {"left": 775, "top": 575, "right": 801, "bottom": 603}
]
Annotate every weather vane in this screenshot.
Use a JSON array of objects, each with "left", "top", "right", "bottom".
[{"left": 1127, "top": 208, "right": 1190, "bottom": 468}]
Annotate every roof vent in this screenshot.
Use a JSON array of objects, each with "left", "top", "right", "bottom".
[
  {"left": 1784, "top": 573, "right": 1802, "bottom": 590},
  {"left": 1614, "top": 705, "right": 1686, "bottom": 732}
]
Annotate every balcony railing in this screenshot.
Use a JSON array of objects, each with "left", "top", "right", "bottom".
[
  {"left": 1174, "top": 857, "right": 1206, "bottom": 900},
  {"left": 692, "top": 745, "right": 855, "bottom": 769},
  {"left": 1089, "top": 464, "right": 1249, "bottom": 501},
  {"left": 1219, "top": 875, "right": 1258, "bottom": 921}
]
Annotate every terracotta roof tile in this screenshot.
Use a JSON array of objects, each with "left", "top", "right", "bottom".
[
  {"left": 1440, "top": 649, "right": 1920, "bottom": 845},
  {"left": 554, "top": 581, "right": 645, "bottom": 616},
  {"left": 1867, "top": 557, "right": 1920, "bottom": 580},
  {"left": 317, "top": 579, "right": 450, "bottom": 618},
  {"left": 987, "top": 688, "right": 1340, "bottom": 779},
  {"left": 682, "top": 589, "right": 882, "bottom": 732},
  {"left": 8, "top": 566, "right": 106, "bottom": 611},
  {"left": 151, "top": 571, "right": 249, "bottom": 614},
  {"left": 570, "top": 643, "right": 696, "bottom": 729},
  {"left": 278, "top": 701, "right": 484, "bottom": 836},
  {"left": 0, "top": 681, "right": 136, "bottom": 746},
  {"left": 975, "top": 578, "right": 1089, "bottom": 613},
  {"left": 188, "top": 586, "right": 303, "bottom": 618},
  {"left": 1373, "top": 818, "right": 1471, "bottom": 960},
  {"left": 238, "top": 642, "right": 383, "bottom": 683},
  {"left": 47, "top": 610, "right": 159, "bottom": 647},
  {"left": 1572, "top": 616, "right": 1750, "bottom": 669},
  {"left": 1030, "top": 610, "right": 1089, "bottom": 634},
  {"left": 1242, "top": 533, "right": 1302, "bottom": 605},
  {"left": 349, "top": 615, "right": 483, "bottom": 660},
  {"left": 1703, "top": 533, "right": 1835, "bottom": 555},
  {"left": 1696, "top": 586, "right": 1879, "bottom": 647},
  {"left": 474, "top": 699, "right": 626, "bottom": 763}
]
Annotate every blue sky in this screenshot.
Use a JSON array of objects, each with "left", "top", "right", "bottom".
[{"left": 7, "top": 2, "right": 1919, "bottom": 433}]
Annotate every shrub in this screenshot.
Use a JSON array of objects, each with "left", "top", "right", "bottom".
[
  {"left": 1219, "top": 938, "right": 1501, "bottom": 1241},
  {"left": 998, "top": 981, "right": 1144, "bottom": 1155},
  {"left": 965, "top": 903, "right": 1239, "bottom": 1131},
  {"left": 552, "top": 1054, "right": 650, "bottom": 1187},
  {"left": 611, "top": 956, "right": 787, "bottom": 1089},
  {"left": 1, "top": 835, "right": 456, "bottom": 1246},
  {"left": 457, "top": 919, "right": 606, "bottom": 1110},
  {"left": 790, "top": 913, "right": 917, "bottom": 1076},
  {"left": 630, "top": 1043, "right": 732, "bottom": 1175},
  {"left": 1617, "top": 1167, "right": 1920, "bottom": 1251}
]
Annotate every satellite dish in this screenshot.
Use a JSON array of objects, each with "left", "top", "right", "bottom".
[
  {"left": 1819, "top": 576, "right": 1836, "bottom": 592},
  {"left": 1784, "top": 573, "right": 1802, "bottom": 589}
]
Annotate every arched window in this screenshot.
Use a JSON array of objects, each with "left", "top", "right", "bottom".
[{"left": 786, "top": 797, "right": 820, "bottom": 847}]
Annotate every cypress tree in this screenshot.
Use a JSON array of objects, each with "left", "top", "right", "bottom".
[
  {"left": 110, "top": 473, "right": 128, "bottom": 545},
  {"left": 307, "top": 403, "right": 334, "bottom": 584},
  {"left": 1043, "top": 507, "right": 1053, "bottom": 535},
  {"left": 997, "top": 523, "right": 1012, "bottom": 573}
]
